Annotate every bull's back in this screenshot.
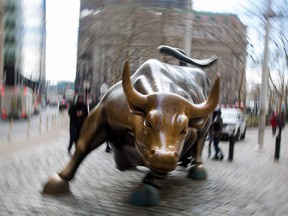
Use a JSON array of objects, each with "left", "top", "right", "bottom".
[{"left": 131, "top": 59, "right": 210, "bottom": 103}]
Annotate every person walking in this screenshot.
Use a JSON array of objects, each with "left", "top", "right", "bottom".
[
  {"left": 270, "top": 112, "right": 277, "bottom": 136},
  {"left": 277, "top": 112, "right": 285, "bottom": 135},
  {"left": 212, "top": 108, "right": 224, "bottom": 160},
  {"left": 68, "top": 95, "right": 88, "bottom": 154},
  {"left": 208, "top": 111, "right": 216, "bottom": 158}
]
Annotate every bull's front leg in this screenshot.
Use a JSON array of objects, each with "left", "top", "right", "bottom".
[
  {"left": 188, "top": 134, "right": 207, "bottom": 180},
  {"left": 42, "top": 110, "right": 107, "bottom": 194},
  {"left": 131, "top": 172, "right": 166, "bottom": 206}
]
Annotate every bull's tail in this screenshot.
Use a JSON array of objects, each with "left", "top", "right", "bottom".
[{"left": 158, "top": 45, "right": 217, "bottom": 68}]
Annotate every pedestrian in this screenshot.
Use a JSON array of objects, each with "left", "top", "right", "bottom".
[
  {"left": 89, "top": 97, "right": 98, "bottom": 111},
  {"left": 277, "top": 112, "right": 285, "bottom": 134},
  {"left": 212, "top": 108, "right": 224, "bottom": 160},
  {"left": 270, "top": 112, "right": 277, "bottom": 136},
  {"left": 207, "top": 111, "right": 216, "bottom": 158},
  {"left": 67, "top": 94, "right": 88, "bottom": 154}
]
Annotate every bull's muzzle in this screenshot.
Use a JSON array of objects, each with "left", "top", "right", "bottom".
[{"left": 146, "top": 148, "right": 178, "bottom": 173}]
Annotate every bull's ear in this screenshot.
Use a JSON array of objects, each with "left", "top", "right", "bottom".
[
  {"left": 189, "top": 116, "right": 209, "bottom": 130},
  {"left": 126, "top": 102, "right": 146, "bottom": 116}
]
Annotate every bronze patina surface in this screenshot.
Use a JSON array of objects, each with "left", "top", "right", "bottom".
[{"left": 43, "top": 46, "right": 220, "bottom": 205}]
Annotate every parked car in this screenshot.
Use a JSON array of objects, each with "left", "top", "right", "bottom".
[{"left": 221, "top": 108, "right": 246, "bottom": 141}]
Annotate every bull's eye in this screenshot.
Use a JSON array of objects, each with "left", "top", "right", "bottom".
[
  {"left": 144, "top": 119, "right": 152, "bottom": 128},
  {"left": 180, "top": 127, "right": 188, "bottom": 134}
]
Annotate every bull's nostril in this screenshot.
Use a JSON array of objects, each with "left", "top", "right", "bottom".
[{"left": 150, "top": 149, "right": 155, "bottom": 155}]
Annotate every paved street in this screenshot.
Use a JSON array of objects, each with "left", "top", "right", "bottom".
[{"left": 0, "top": 120, "right": 287, "bottom": 215}]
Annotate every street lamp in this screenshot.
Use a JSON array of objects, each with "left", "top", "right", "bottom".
[
  {"left": 256, "top": 0, "right": 275, "bottom": 151},
  {"left": 183, "top": 0, "right": 193, "bottom": 56}
]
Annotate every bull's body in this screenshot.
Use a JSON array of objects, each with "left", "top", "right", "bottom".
[
  {"left": 94, "top": 59, "right": 211, "bottom": 171},
  {"left": 43, "top": 46, "right": 220, "bottom": 205}
]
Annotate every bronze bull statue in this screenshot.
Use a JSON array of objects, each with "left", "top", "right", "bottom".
[{"left": 43, "top": 45, "right": 220, "bottom": 206}]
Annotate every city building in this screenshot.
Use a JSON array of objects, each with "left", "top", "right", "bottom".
[
  {"left": 75, "top": 0, "right": 247, "bottom": 107},
  {"left": 0, "top": 0, "right": 46, "bottom": 119}
]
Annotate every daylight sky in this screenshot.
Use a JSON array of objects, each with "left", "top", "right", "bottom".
[
  {"left": 45, "top": 0, "right": 258, "bottom": 82},
  {"left": 194, "top": 0, "right": 250, "bottom": 13},
  {"left": 45, "top": 0, "right": 80, "bottom": 82}
]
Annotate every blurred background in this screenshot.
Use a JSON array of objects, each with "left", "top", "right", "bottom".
[{"left": 0, "top": 0, "right": 287, "bottom": 128}]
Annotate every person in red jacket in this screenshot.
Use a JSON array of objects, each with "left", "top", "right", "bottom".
[{"left": 270, "top": 112, "right": 277, "bottom": 136}]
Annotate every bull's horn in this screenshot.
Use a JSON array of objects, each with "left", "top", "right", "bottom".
[
  {"left": 122, "top": 60, "right": 147, "bottom": 111},
  {"left": 187, "top": 75, "right": 220, "bottom": 118}
]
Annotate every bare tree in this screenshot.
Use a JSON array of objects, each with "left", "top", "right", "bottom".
[
  {"left": 241, "top": 0, "right": 288, "bottom": 121},
  {"left": 207, "top": 22, "right": 247, "bottom": 108}
]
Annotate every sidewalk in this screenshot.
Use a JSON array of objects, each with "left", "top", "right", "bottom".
[
  {"left": 0, "top": 113, "right": 69, "bottom": 157},
  {"left": 0, "top": 127, "right": 287, "bottom": 215}
]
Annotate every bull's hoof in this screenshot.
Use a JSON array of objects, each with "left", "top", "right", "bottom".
[
  {"left": 188, "top": 164, "right": 207, "bottom": 180},
  {"left": 42, "top": 173, "right": 70, "bottom": 195},
  {"left": 131, "top": 184, "right": 160, "bottom": 206}
]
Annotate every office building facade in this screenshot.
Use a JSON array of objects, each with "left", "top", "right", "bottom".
[
  {"left": 2, "top": 0, "right": 46, "bottom": 90},
  {"left": 0, "top": 0, "right": 46, "bottom": 118},
  {"left": 75, "top": 0, "right": 246, "bottom": 106}
]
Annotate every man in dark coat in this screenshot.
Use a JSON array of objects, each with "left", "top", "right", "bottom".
[
  {"left": 68, "top": 95, "right": 88, "bottom": 154},
  {"left": 212, "top": 108, "right": 224, "bottom": 160}
]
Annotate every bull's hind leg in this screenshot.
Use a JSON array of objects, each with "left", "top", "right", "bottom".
[{"left": 42, "top": 110, "right": 107, "bottom": 194}]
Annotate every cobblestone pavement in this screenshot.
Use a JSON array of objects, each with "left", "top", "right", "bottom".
[{"left": 0, "top": 126, "right": 288, "bottom": 216}]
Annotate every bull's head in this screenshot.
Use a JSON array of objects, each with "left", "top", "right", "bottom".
[{"left": 122, "top": 61, "right": 220, "bottom": 175}]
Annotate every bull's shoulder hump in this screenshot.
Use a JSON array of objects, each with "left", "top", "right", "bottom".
[
  {"left": 138, "top": 59, "right": 206, "bottom": 74},
  {"left": 135, "top": 59, "right": 165, "bottom": 73},
  {"left": 144, "top": 59, "right": 163, "bottom": 65},
  {"left": 134, "top": 59, "right": 208, "bottom": 83},
  {"left": 132, "top": 59, "right": 166, "bottom": 81}
]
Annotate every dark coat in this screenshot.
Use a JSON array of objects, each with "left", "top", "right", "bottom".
[
  {"left": 75, "top": 102, "right": 88, "bottom": 129},
  {"left": 212, "top": 115, "right": 223, "bottom": 138},
  {"left": 69, "top": 102, "right": 88, "bottom": 129}
]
